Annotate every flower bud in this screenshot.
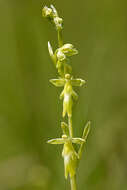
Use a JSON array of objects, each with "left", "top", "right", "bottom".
[
  {"left": 50, "top": 4, "right": 58, "bottom": 17},
  {"left": 54, "top": 17, "right": 63, "bottom": 30},
  {"left": 42, "top": 6, "right": 53, "bottom": 18}
]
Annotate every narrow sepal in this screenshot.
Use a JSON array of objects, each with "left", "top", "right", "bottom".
[
  {"left": 50, "top": 79, "right": 65, "bottom": 87},
  {"left": 71, "top": 79, "right": 86, "bottom": 87},
  {"left": 72, "top": 138, "right": 85, "bottom": 144},
  {"left": 47, "top": 138, "right": 65, "bottom": 144}
]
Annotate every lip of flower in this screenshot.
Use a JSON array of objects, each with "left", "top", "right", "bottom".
[
  {"left": 64, "top": 154, "right": 70, "bottom": 163},
  {"left": 64, "top": 94, "right": 70, "bottom": 102}
]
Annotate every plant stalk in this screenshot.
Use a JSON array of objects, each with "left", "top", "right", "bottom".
[
  {"left": 68, "top": 116, "right": 73, "bottom": 138},
  {"left": 70, "top": 175, "right": 77, "bottom": 190},
  {"left": 58, "top": 29, "right": 63, "bottom": 47},
  {"left": 42, "top": 5, "right": 91, "bottom": 190}
]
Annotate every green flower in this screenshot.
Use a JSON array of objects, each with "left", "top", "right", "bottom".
[
  {"left": 50, "top": 74, "right": 86, "bottom": 117},
  {"left": 48, "top": 135, "right": 84, "bottom": 179},
  {"left": 54, "top": 16, "right": 63, "bottom": 30},
  {"left": 56, "top": 44, "right": 78, "bottom": 62},
  {"left": 47, "top": 121, "right": 91, "bottom": 179},
  {"left": 60, "top": 44, "right": 78, "bottom": 56}
]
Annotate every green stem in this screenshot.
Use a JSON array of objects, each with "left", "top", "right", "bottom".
[
  {"left": 68, "top": 116, "right": 73, "bottom": 138},
  {"left": 70, "top": 175, "right": 77, "bottom": 190},
  {"left": 58, "top": 29, "right": 63, "bottom": 47}
]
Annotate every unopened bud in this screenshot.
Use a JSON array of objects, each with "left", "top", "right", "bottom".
[
  {"left": 50, "top": 4, "right": 58, "bottom": 17},
  {"left": 54, "top": 17, "right": 63, "bottom": 30},
  {"left": 42, "top": 6, "right": 53, "bottom": 18}
]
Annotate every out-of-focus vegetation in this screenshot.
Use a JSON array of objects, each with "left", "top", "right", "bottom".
[{"left": 0, "top": 0, "right": 127, "bottom": 190}]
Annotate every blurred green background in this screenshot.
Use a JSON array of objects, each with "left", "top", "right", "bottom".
[{"left": 0, "top": 0, "right": 127, "bottom": 190}]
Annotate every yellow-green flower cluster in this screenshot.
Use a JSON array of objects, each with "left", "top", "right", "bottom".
[
  {"left": 42, "top": 5, "right": 63, "bottom": 30},
  {"left": 42, "top": 4, "right": 91, "bottom": 187}
]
